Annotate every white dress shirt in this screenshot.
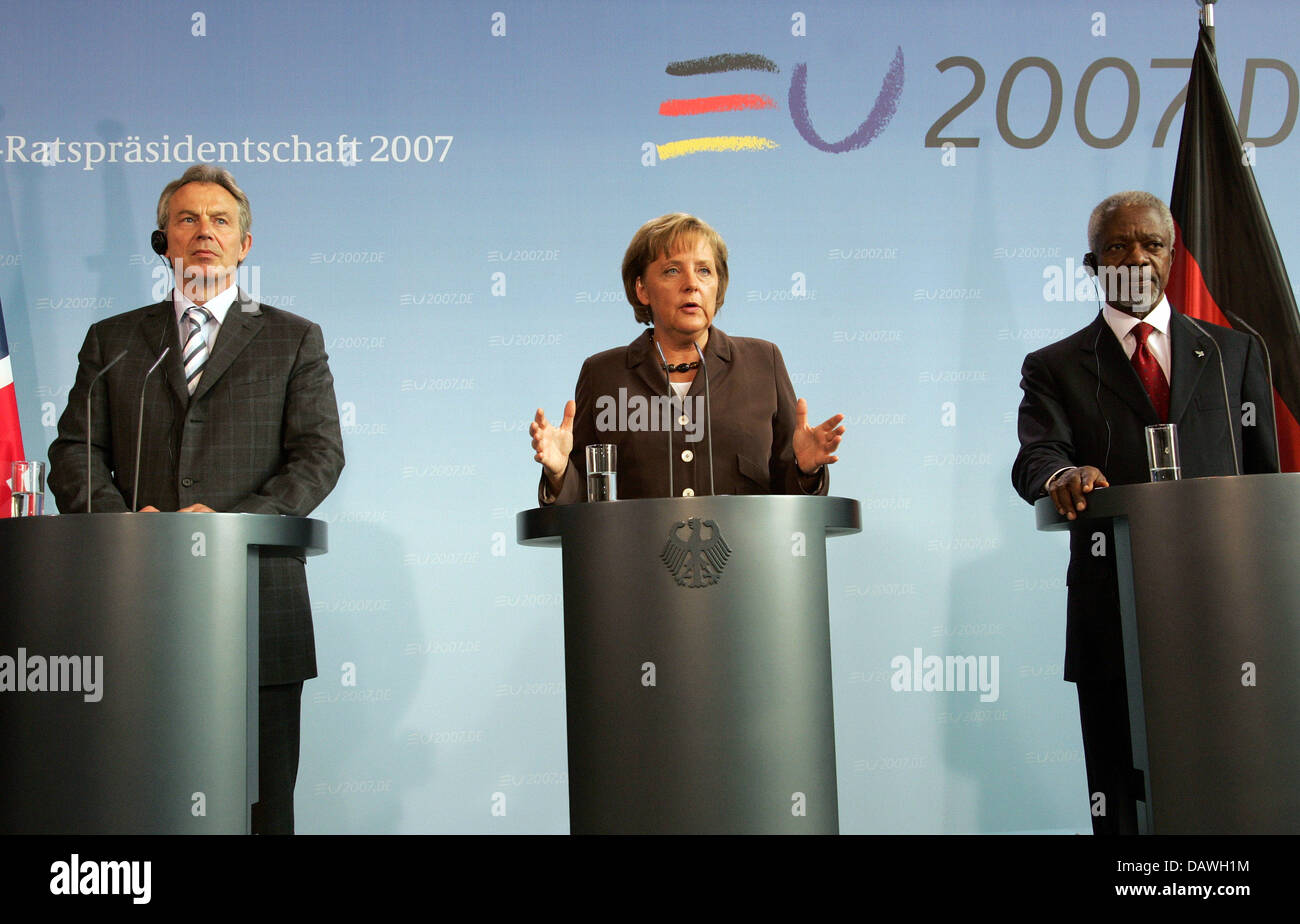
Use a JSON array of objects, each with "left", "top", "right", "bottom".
[
  {"left": 1044, "top": 295, "right": 1173, "bottom": 495},
  {"left": 1102, "top": 294, "right": 1172, "bottom": 382},
  {"left": 173, "top": 283, "right": 240, "bottom": 354}
]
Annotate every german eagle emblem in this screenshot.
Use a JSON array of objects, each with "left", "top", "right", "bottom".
[{"left": 660, "top": 517, "right": 731, "bottom": 588}]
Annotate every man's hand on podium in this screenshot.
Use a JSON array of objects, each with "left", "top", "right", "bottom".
[{"left": 1047, "top": 465, "right": 1109, "bottom": 520}]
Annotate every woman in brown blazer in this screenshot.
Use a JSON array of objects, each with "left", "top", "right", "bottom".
[{"left": 532, "top": 214, "right": 844, "bottom": 503}]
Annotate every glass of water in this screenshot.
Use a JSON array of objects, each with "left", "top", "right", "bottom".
[
  {"left": 585, "top": 444, "right": 617, "bottom": 502},
  {"left": 1145, "top": 424, "right": 1181, "bottom": 482},
  {"left": 10, "top": 460, "right": 47, "bottom": 517}
]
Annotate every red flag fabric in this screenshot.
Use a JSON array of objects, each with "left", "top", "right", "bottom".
[
  {"left": 0, "top": 295, "right": 27, "bottom": 515},
  {"left": 1167, "top": 22, "right": 1300, "bottom": 471}
]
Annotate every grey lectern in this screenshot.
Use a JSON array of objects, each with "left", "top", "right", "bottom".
[
  {"left": 1036, "top": 473, "right": 1300, "bottom": 834},
  {"left": 518, "top": 494, "right": 860, "bottom": 834},
  {"left": 0, "top": 512, "right": 326, "bottom": 834}
]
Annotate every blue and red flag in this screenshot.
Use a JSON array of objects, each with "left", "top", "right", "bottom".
[{"left": 0, "top": 296, "right": 27, "bottom": 515}]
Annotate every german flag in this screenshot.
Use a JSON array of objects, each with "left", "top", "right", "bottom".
[{"left": 1166, "top": 21, "right": 1300, "bottom": 471}]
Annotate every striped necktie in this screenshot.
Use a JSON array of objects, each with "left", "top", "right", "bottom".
[{"left": 182, "top": 306, "right": 212, "bottom": 395}]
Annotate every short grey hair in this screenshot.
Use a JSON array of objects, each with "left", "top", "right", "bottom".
[
  {"left": 1087, "top": 190, "right": 1174, "bottom": 255},
  {"left": 156, "top": 165, "right": 252, "bottom": 239}
]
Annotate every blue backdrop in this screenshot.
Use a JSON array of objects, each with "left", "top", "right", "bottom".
[{"left": 2, "top": 0, "right": 1296, "bottom": 833}]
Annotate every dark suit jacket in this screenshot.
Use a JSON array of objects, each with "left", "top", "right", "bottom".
[
  {"left": 1012, "top": 309, "right": 1277, "bottom": 680},
  {"left": 48, "top": 293, "right": 345, "bottom": 685},
  {"left": 545, "top": 327, "right": 827, "bottom": 502}
]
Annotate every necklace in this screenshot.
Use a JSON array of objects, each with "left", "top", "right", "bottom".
[{"left": 651, "top": 331, "right": 704, "bottom": 372}]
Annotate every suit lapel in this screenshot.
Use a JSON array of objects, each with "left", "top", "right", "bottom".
[
  {"left": 688, "top": 326, "right": 733, "bottom": 397},
  {"left": 137, "top": 301, "right": 190, "bottom": 406},
  {"left": 1079, "top": 315, "right": 1156, "bottom": 422},
  {"left": 1167, "top": 311, "right": 1213, "bottom": 425},
  {"left": 191, "top": 293, "right": 264, "bottom": 402},
  {"left": 627, "top": 329, "right": 668, "bottom": 396}
]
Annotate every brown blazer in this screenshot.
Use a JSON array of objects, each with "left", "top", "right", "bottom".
[{"left": 545, "top": 327, "right": 826, "bottom": 503}]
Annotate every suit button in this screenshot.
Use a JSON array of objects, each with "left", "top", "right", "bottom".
[
  {"left": 682, "top": 488, "right": 695, "bottom": 497},
  {"left": 182, "top": 477, "right": 194, "bottom": 487},
  {"left": 681, "top": 450, "right": 694, "bottom": 462}
]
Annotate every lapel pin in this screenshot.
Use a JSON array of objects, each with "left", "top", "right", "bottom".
[{"left": 1195, "top": 349, "right": 1205, "bottom": 358}]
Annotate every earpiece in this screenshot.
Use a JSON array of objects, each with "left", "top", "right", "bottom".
[{"left": 150, "top": 229, "right": 167, "bottom": 256}]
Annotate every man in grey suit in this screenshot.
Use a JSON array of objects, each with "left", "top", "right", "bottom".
[
  {"left": 1013, "top": 190, "right": 1277, "bottom": 833},
  {"left": 48, "top": 165, "right": 345, "bottom": 834}
]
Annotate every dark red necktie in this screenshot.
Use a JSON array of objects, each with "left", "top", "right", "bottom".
[{"left": 1131, "top": 321, "right": 1169, "bottom": 422}]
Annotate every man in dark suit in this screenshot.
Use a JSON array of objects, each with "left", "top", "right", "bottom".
[
  {"left": 48, "top": 165, "right": 345, "bottom": 834},
  {"left": 1012, "top": 190, "right": 1277, "bottom": 833}
]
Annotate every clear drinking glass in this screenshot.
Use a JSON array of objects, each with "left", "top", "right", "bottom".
[
  {"left": 1145, "top": 424, "right": 1181, "bottom": 482},
  {"left": 10, "top": 460, "right": 47, "bottom": 517},
  {"left": 585, "top": 444, "right": 617, "bottom": 502}
]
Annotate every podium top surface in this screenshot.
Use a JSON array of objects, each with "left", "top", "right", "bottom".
[
  {"left": 517, "top": 494, "right": 861, "bottom": 547},
  {"left": 1033, "top": 472, "right": 1300, "bottom": 532},
  {"left": 0, "top": 511, "right": 328, "bottom": 555}
]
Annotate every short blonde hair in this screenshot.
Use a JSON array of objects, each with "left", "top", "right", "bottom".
[{"left": 621, "top": 213, "right": 729, "bottom": 325}]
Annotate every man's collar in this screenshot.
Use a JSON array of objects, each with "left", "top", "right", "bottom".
[
  {"left": 173, "top": 283, "right": 240, "bottom": 325},
  {"left": 1103, "top": 294, "right": 1170, "bottom": 340}
]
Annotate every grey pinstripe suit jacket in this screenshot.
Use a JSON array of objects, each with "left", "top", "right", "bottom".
[{"left": 48, "top": 292, "right": 345, "bottom": 684}]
